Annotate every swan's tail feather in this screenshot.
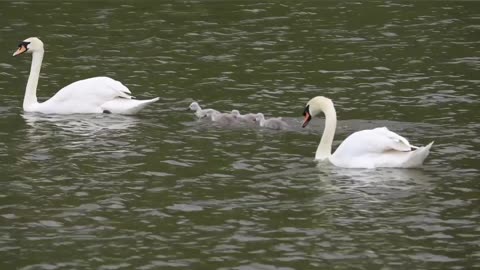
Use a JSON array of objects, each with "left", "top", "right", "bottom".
[
  {"left": 101, "top": 97, "right": 159, "bottom": 115},
  {"left": 404, "top": 141, "right": 434, "bottom": 168}
]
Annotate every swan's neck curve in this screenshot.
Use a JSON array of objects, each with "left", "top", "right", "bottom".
[
  {"left": 316, "top": 102, "right": 337, "bottom": 160},
  {"left": 23, "top": 50, "right": 44, "bottom": 111}
]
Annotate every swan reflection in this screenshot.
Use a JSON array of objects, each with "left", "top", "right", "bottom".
[
  {"left": 315, "top": 161, "right": 434, "bottom": 201},
  {"left": 22, "top": 113, "right": 139, "bottom": 135}
]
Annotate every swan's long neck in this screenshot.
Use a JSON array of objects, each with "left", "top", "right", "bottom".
[
  {"left": 316, "top": 102, "right": 337, "bottom": 160},
  {"left": 23, "top": 50, "right": 44, "bottom": 110}
]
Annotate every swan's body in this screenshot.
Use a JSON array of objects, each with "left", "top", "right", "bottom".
[
  {"left": 231, "top": 110, "right": 256, "bottom": 123},
  {"left": 189, "top": 102, "right": 219, "bottom": 119},
  {"left": 13, "top": 37, "right": 158, "bottom": 114},
  {"left": 302, "top": 96, "right": 433, "bottom": 168},
  {"left": 255, "top": 113, "right": 288, "bottom": 130}
]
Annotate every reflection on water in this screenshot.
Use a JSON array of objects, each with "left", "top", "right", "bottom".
[
  {"left": 318, "top": 162, "right": 435, "bottom": 184},
  {"left": 315, "top": 161, "right": 435, "bottom": 201},
  {"left": 22, "top": 112, "right": 140, "bottom": 135}
]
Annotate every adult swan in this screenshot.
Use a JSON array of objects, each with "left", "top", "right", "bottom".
[
  {"left": 13, "top": 37, "right": 159, "bottom": 114},
  {"left": 302, "top": 96, "right": 433, "bottom": 168}
]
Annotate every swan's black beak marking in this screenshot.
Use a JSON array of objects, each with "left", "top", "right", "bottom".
[
  {"left": 13, "top": 41, "right": 30, "bottom": 57},
  {"left": 302, "top": 105, "right": 312, "bottom": 128}
]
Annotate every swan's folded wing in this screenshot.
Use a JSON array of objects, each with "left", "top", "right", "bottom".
[
  {"left": 338, "top": 127, "right": 413, "bottom": 157},
  {"left": 46, "top": 76, "right": 132, "bottom": 107},
  {"left": 101, "top": 97, "right": 159, "bottom": 115},
  {"left": 371, "top": 127, "right": 413, "bottom": 152}
]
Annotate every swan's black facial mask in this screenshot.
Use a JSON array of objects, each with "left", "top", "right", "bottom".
[
  {"left": 13, "top": 41, "right": 30, "bottom": 56},
  {"left": 302, "top": 105, "right": 312, "bottom": 128}
]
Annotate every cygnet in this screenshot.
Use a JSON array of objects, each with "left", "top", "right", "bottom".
[
  {"left": 211, "top": 111, "right": 236, "bottom": 124},
  {"left": 255, "top": 113, "right": 288, "bottom": 130},
  {"left": 231, "top": 110, "right": 257, "bottom": 123},
  {"left": 189, "top": 102, "right": 219, "bottom": 119}
]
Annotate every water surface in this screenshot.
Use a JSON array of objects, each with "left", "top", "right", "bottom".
[{"left": 0, "top": 1, "right": 478, "bottom": 269}]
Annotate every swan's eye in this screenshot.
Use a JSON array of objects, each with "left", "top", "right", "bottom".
[
  {"left": 301, "top": 105, "right": 312, "bottom": 128},
  {"left": 302, "top": 105, "right": 310, "bottom": 116},
  {"left": 13, "top": 41, "right": 31, "bottom": 56},
  {"left": 17, "top": 41, "right": 30, "bottom": 50}
]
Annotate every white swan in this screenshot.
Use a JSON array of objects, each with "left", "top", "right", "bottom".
[
  {"left": 302, "top": 96, "right": 433, "bottom": 168},
  {"left": 255, "top": 113, "right": 288, "bottom": 130},
  {"left": 189, "top": 102, "right": 219, "bottom": 119},
  {"left": 13, "top": 37, "right": 159, "bottom": 114}
]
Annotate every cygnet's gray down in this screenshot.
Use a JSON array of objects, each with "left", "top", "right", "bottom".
[
  {"left": 211, "top": 111, "right": 237, "bottom": 124},
  {"left": 231, "top": 110, "right": 257, "bottom": 123},
  {"left": 189, "top": 102, "right": 219, "bottom": 119},
  {"left": 255, "top": 113, "right": 289, "bottom": 130}
]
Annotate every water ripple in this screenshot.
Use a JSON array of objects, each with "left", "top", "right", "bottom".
[{"left": 0, "top": 1, "right": 478, "bottom": 269}]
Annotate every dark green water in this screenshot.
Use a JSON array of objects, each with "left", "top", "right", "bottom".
[{"left": 0, "top": 1, "right": 478, "bottom": 269}]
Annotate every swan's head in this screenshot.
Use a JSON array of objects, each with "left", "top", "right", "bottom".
[
  {"left": 13, "top": 37, "right": 44, "bottom": 56},
  {"left": 231, "top": 110, "right": 241, "bottom": 118},
  {"left": 302, "top": 96, "right": 334, "bottom": 128},
  {"left": 254, "top": 113, "right": 265, "bottom": 122},
  {"left": 189, "top": 102, "right": 201, "bottom": 111}
]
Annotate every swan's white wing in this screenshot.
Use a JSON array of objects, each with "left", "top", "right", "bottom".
[
  {"left": 334, "top": 127, "right": 413, "bottom": 157},
  {"left": 329, "top": 127, "right": 431, "bottom": 168},
  {"left": 39, "top": 77, "right": 133, "bottom": 113},
  {"left": 47, "top": 76, "right": 131, "bottom": 103},
  {"left": 370, "top": 127, "right": 414, "bottom": 151},
  {"left": 101, "top": 97, "right": 159, "bottom": 115},
  {"left": 330, "top": 141, "right": 434, "bottom": 168}
]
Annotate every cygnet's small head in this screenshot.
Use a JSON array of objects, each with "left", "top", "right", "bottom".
[
  {"left": 231, "top": 110, "right": 241, "bottom": 118},
  {"left": 255, "top": 113, "right": 265, "bottom": 122},
  {"left": 189, "top": 102, "right": 200, "bottom": 111},
  {"left": 302, "top": 96, "right": 333, "bottom": 128},
  {"left": 13, "top": 37, "right": 44, "bottom": 56}
]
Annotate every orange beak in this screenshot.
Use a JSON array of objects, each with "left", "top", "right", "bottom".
[
  {"left": 302, "top": 112, "right": 311, "bottom": 128},
  {"left": 13, "top": 45, "right": 27, "bottom": 56}
]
